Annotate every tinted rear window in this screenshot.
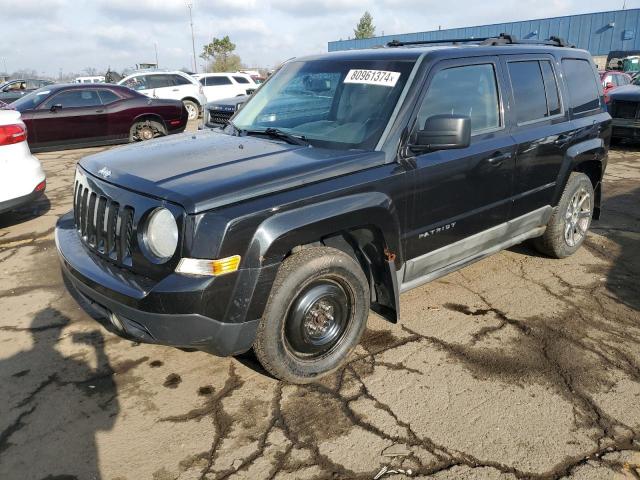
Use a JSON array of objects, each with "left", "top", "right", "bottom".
[
  {"left": 233, "top": 76, "right": 250, "bottom": 84},
  {"left": 508, "top": 61, "right": 548, "bottom": 123},
  {"left": 540, "top": 61, "right": 561, "bottom": 116},
  {"left": 562, "top": 59, "right": 600, "bottom": 114},
  {"left": 205, "top": 76, "right": 232, "bottom": 86}
]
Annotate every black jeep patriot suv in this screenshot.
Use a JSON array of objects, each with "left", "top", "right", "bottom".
[{"left": 56, "top": 35, "right": 611, "bottom": 383}]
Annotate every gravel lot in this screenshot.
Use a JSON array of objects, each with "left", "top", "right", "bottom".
[{"left": 1, "top": 135, "right": 639, "bottom": 480}]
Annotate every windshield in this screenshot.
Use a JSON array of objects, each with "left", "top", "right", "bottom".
[
  {"left": 9, "top": 87, "right": 53, "bottom": 111},
  {"left": 232, "top": 58, "right": 416, "bottom": 150}
]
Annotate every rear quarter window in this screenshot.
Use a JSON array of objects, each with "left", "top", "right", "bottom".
[{"left": 561, "top": 59, "right": 600, "bottom": 114}]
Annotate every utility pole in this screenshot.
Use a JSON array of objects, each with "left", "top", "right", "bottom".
[
  {"left": 187, "top": 3, "right": 197, "bottom": 73},
  {"left": 1, "top": 57, "right": 7, "bottom": 74},
  {"left": 623, "top": 0, "right": 627, "bottom": 9},
  {"left": 154, "top": 42, "right": 159, "bottom": 68}
]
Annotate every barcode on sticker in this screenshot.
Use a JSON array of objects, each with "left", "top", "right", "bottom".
[{"left": 344, "top": 69, "right": 401, "bottom": 87}]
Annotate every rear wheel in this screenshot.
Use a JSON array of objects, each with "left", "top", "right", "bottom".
[
  {"left": 254, "top": 247, "right": 370, "bottom": 384},
  {"left": 532, "top": 172, "right": 594, "bottom": 259},
  {"left": 183, "top": 100, "right": 199, "bottom": 121},
  {"left": 129, "top": 120, "right": 166, "bottom": 142}
]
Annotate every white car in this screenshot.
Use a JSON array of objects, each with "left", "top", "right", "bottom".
[
  {"left": 0, "top": 110, "right": 46, "bottom": 215},
  {"left": 118, "top": 71, "right": 207, "bottom": 121},
  {"left": 193, "top": 73, "right": 257, "bottom": 103}
]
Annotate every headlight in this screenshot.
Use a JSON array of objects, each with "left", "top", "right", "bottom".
[{"left": 145, "top": 208, "right": 178, "bottom": 261}]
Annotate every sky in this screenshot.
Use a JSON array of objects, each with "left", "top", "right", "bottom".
[{"left": 0, "top": 0, "right": 634, "bottom": 77}]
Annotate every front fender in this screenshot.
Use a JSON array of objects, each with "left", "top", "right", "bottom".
[{"left": 244, "top": 192, "right": 403, "bottom": 268}]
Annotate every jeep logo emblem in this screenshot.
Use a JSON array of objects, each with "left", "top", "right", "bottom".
[{"left": 98, "top": 167, "right": 112, "bottom": 179}]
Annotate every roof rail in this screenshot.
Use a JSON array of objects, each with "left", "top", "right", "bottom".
[{"left": 387, "top": 33, "right": 575, "bottom": 48}]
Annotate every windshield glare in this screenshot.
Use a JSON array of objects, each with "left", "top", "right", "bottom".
[
  {"left": 9, "top": 88, "right": 52, "bottom": 111},
  {"left": 232, "top": 59, "right": 415, "bottom": 150}
]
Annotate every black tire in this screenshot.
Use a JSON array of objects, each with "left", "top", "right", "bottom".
[
  {"left": 183, "top": 100, "right": 199, "bottom": 120},
  {"left": 129, "top": 120, "right": 166, "bottom": 142},
  {"left": 254, "top": 247, "right": 370, "bottom": 384},
  {"left": 531, "top": 172, "right": 594, "bottom": 259}
]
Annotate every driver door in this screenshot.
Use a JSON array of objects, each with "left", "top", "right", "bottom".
[
  {"left": 401, "top": 57, "right": 516, "bottom": 286},
  {"left": 30, "top": 88, "right": 107, "bottom": 148}
]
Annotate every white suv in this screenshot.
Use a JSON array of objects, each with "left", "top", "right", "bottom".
[
  {"left": 193, "top": 73, "right": 257, "bottom": 103},
  {"left": 118, "top": 71, "right": 207, "bottom": 120},
  {"left": 0, "top": 110, "right": 46, "bottom": 215}
]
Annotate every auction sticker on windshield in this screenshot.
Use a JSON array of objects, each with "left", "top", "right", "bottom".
[{"left": 344, "top": 70, "right": 401, "bottom": 87}]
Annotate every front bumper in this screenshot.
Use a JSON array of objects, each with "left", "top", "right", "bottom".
[
  {"left": 55, "top": 212, "right": 260, "bottom": 356},
  {"left": 611, "top": 118, "right": 640, "bottom": 139}
]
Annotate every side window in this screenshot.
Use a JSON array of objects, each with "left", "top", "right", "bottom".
[
  {"left": 172, "top": 74, "right": 191, "bottom": 86},
  {"left": 417, "top": 63, "right": 500, "bottom": 135},
  {"left": 540, "top": 61, "right": 561, "bottom": 116},
  {"left": 508, "top": 61, "right": 548, "bottom": 123},
  {"left": 123, "top": 75, "right": 147, "bottom": 91},
  {"left": 97, "top": 89, "right": 121, "bottom": 104},
  {"left": 146, "top": 75, "right": 172, "bottom": 89},
  {"left": 561, "top": 59, "right": 600, "bottom": 114},
  {"left": 233, "top": 75, "right": 250, "bottom": 84},
  {"left": 42, "top": 89, "right": 101, "bottom": 109},
  {"left": 206, "top": 76, "right": 233, "bottom": 86}
]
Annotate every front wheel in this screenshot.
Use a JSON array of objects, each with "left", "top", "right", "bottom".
[
  {"left": 254, "top": 247, "right": 370, "bottom": 384},
  {"left": 183, "top": 100, "right": 199, "bottom": 121},
  {"left": 531, "top": 172, "right": 594, "bottom": 258}
]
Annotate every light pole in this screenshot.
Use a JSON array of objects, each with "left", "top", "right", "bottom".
[
  {"left": 154, "top": 42, "right": 159, "bottom": 68},
  {"left": 187, "top": 3, "right": 197, "bottom": 73}
]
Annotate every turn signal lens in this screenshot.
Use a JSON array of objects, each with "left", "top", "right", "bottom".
[
  {"left": 176, "top": 255, "right": 241, "bottom": 276},
  {"left": 0, "top": 124, "right": 27, "bottom": 146}
]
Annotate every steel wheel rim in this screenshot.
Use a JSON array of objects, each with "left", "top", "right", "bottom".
[
  {"left": 185, "top": 104, "right": 198, "bottom": 120},
  {"left": 284, "top": 279, "right": 352, "bottom": 359},
  {"left": 564, "top": 187, "right": 591, "bottom": 247}
]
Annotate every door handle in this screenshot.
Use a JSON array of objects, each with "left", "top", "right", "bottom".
[
  {"left": 172, "top": 89, "right": 179, "bottom": 92},
  {"left": 95, "top": 109, "right": 105, "bottom": 113},
  {"left": 486, "top": 152, "right": 512, "bottom": 167}
]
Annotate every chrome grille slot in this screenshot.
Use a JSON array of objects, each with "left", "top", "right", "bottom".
[
  {"left": 73, "top": 176, "right": 135, "bottom": 268},
  {"left": 208, "top": 109, "right": 233, "bottom": 125}
]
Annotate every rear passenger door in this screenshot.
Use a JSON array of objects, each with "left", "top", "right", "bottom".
[
  {"left": 402, "top": 57, "right": 517, "bottom": 285},
  {"left": 503, "top": 55, "right": 567, "bottom": 218}
]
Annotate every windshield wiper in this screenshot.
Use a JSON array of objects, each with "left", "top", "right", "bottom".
[{"left": 244, "top": 127, "right": 310, "bottom": 147}]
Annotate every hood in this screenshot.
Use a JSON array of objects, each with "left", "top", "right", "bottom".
[
  {"left": 80, "top": 129, "right": 384, "bottom": 214},
  {"left": 206, "top": 95, "right": 248, "bottom": 109},
  {"left": 608, "top": 84, "right": 640, "bottom": 101}
]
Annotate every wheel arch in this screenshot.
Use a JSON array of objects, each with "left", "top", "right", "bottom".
[
  {"left": 131, "top": 113, "right": 167, "bottom": 131},
  {"left": 245, "top": 192, "right": 403, "bottom": 323},
  {"left": 554, "top": 138, "right": 606, "bottom": 220},
  {"left": 181, "top": 96, "right": 202, "bottom": 107}
]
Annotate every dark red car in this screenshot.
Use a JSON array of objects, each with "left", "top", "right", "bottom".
[
  {"left": 6, "top": 84, "right": 188, "bottom": 152},
  {"left": 600, "top": 70, "right": 632, "bottom": 103}
]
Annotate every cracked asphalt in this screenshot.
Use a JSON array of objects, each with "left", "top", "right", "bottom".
[{"left": 1, "top": 138, "right": 639, "bottom": 480}]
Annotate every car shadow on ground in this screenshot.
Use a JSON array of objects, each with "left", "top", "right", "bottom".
[
  {"left": 0, "top": 195, "right": 51, "bottom": 229},
  {"left": 509, "top": 184, "right": 640, "bottom": 313},
  {"left": 0, "top": 307, "right": 119, "bottom": 479}
]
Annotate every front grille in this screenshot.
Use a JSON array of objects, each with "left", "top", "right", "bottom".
[
  {"left": 74, "top": 179, "right": 135, "bottom": 267},
  {"left": 208, "top": 109, "right": 234, "bottom": 125},
  {"left": 611, "top": 100, "right": 638, "bottom": 119}
]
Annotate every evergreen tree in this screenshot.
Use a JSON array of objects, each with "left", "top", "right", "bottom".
[{"left": 354, "top": 11, "right": 375, "bottom": 39}]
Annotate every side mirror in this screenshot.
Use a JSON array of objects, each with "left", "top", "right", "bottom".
[
  {"left": 410, "top": 114, "right": 471, "bottom": 153},
  {"left": 50, "top": 104, "right": 63, "bottom": 112},
  {"left": 605, "top": 82, "right": 615, "bottom": 89}
]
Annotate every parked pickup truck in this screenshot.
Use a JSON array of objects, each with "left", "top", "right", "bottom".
[{"left": 56, "top": 34, "right": 611, "bottom": 383}]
